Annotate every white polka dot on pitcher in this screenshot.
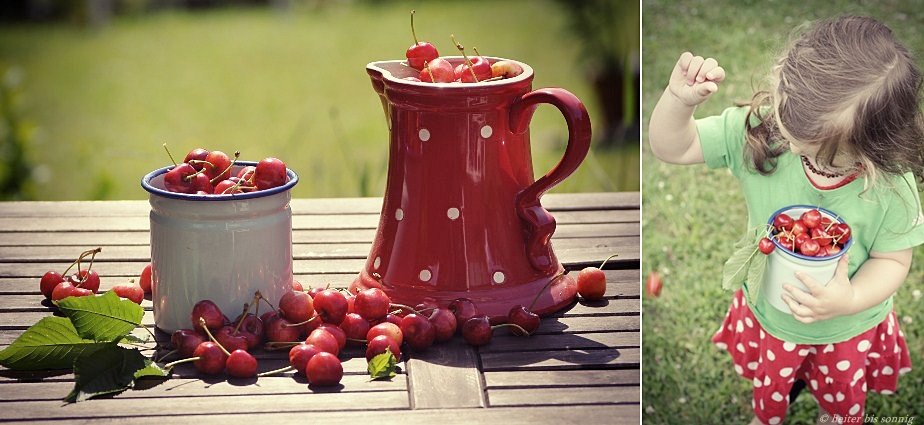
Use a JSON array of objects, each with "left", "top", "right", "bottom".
[
  {"left": 373, "top": 257, "right": 381, "bottom": 270},
  {"left": 419, "top": 128, "right": 431, "bottom": 141},
  {"left": 447, "top": 207, "right": 460, "bottom": 220},
  {"left": 493, "top": 271, "right": 505, "bottom": 284},
  {"left": 480, "top": 125, "right": 493, "bottom": 138},
  {"left": 419, "top": 269, "right": 432, "bottom": 282},
  {"left": 395, "top": 209, "right": 404, "bottom": 221}
]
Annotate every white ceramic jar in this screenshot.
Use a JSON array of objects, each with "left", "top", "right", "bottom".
[
  {"left": 760, "top": 205, "right": 852, "bottom": 314},
  {"left": 141, "top": 162, "right": 298, "bottom": 333}
]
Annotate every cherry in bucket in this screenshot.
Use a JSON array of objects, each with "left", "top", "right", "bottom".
[{"left": 405, "top": 10, "right": 438, "bottom": 70}]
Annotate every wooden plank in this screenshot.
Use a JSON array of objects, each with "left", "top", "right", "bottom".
[
  {"left": 405, "top": 338, "right": 486, "bottom": 409},
  {"left": 482, "top": 331, "right": 640, "bottom": 353},
  {"left": 488, "top": 385, "right": 640, "bottom": 407},
  {"left": 480, "top": 347, "right": 640, "bottom": 371},
  {"left": 484, "top": 368, "right": 640, "bottom": 388}
]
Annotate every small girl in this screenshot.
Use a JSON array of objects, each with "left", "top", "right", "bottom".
[{"left": 648, "top": 15, "right": 924, "bottom": 424}]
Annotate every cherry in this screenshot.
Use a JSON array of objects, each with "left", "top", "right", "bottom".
[
  {"left": 215, "top": 325, "right": 249, "bottom": 353},
  {"left": 367, "top": 322, "right": 403, "bottom": 347},
  {"left": 252, "top": 157, "right": 288, "bottom": 190},
  {"left": 111, "top": 284, "right": 144, "bottom": 304},
  {"left": 399, "top": 313, "right": 435, "bottom": 351},
  {"left": 139, "top": 263, "right": 153, "bottom": 294},
  {"left": 448, "top": 298, "right": 480, "bottom": 329},
  {"left": 427, "top": 307, "right": 457, "bottom": 343},
  {"left": 419, "top": 58, "right": 455, "bottom": 83},
  {"left": 461, "top": 315, "right": 493, "bottom": 347},
  {"left": 171, "top": 328, "right": 207, "bottom": 357},
  {"left": 794, "top": 232, "right": 812, "bottom": 252},
  {"left": 646, "top": 271, "right": 663, "bottom": 297},
  {"left": 305, "top": 351, "right": 343, "bottom": 387},
  {"left": 365, "top": 334, "right": 401, "bottom": 363},
  {"left": 772, "top": 213, "right": 794, "bottom": 232},
  {"left": 577, "top": 267, "right": 607, "bottom": 301},
  {"left": 490, "top": 60, "right": 524, "bottom": 79},
  {"left": 316, "top": 323, "right": 346, "bottom": 351},
  {"left": 278, "top": 290, "right": 315, "bottom": 324},
  {"left": 312, "top": 289, "right": 349, "bottom": 325},
  {"left": 339, "top": 312, "right": 371, "bottom": 345},
  {"left": 40, "top": 271, "right": 65, "bottom": 300},
  {"left": 775, "top": 231, "right": 795, "bottom": 252},
  {"left": 800, "top": 238, "right": 821, "bottom": 257},
  {"left": 232, "top": 313, "right": 264, "bottom": 350},
  {"left": 758, "top": 237, "right": 775, "bottom": 255},
  {"left": 192, "top": 341, "right": 227, "bottom": 375},
  {"left": 164, "top": 162, "right": 199, "bottom": 194},
  {"left": 226, "top": 349, "right": 258, "bottom": 379},
  {"left": 291, "top": 279, "right": 304, "bottom": 292},
  {"left": 191, "top": 299, "right": 226, "bottom": 331},
  {"left": 354, "top": 287, "right": 391, "bottom": 322},
  {"left": 405, "top": 10, "right": 438, "bottom": 70},
  {"left": 264, "top": 316, "right": 303, "bottom": 345},
  {"left": 184, "top": 147, "right": 210, "bottom": 171},
  {"left": 289, "top": 343, "right": 321, "bottom": 376},
  {"left": 790, "top": 219, "right": 808, "bottom": 236},
  {"left": 51, "top": 281, "right": 93, "bottom": 301},
  {"left": 68, "top": 269, "right": 100, "bottom": 293},
  {"left": 450, "top": 35, "right": 491, "bottom": 83},
  {"left": 203, "top": 150, "right": 233, "bottom": 182},
  {"left": 237, "top": 165, "right": 256, "bottom": 182},
  {"left": 506, "top": 305, "right": 540, "bottom": 336},
  {"left": 832, "top": 222, "right": 852, "bottom": 244},
  {"left": 800, "top": 209, "right": 822, "bottom": 229},
  {"left": 812, "top": 226, "right": 834, "bottom": 247},
  {"left": 305, "top": 328, "right": 340, "bottom": 356},
  {"left": 213, "top": 177, "right": 252, "bottom": 195}
]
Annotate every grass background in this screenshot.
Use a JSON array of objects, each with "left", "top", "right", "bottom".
[
  {"left": 642, "top": 0, "right": 924, "bottom": 423},
  {"left": 0, "top": 0, "right": 638, "bottom": 200}
]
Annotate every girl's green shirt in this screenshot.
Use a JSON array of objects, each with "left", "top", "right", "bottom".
[{"left": 697, "top": 106, "right": 924, "bottom": 344}]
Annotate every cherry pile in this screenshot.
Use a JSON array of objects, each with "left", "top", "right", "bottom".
[
  {"left": 759, "top": 208, "right": 852, "bottom": 257},
  {"left": 161, "top": 145, "right": 289, "bottom": 195},
  {"left": 403, "top": 10, "right": 524, "bottom": 84},
  {"left": 164, "top": 264, "right": 611, "bottom": 384},
  {"left": 39, "top": 248, "right": 149, "bottom": 305}
]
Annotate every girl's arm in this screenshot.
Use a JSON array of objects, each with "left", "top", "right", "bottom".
[
  {"left": 781, "top": 248, "right": 913, "bottom": 323},
  {"left": 649, "top": 52, "right": 725, "bottom": 165}
]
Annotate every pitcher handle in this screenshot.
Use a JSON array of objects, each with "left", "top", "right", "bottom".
[{"left": 509, "top": 87, "right": 592, "bottom": 272}]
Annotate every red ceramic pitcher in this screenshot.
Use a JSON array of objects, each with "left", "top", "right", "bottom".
[{"left": 351, "top": 57, "right": 592, "bottom": 320}]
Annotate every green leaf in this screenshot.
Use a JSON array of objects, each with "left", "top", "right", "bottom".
[
  {"left": 65, "top": 346, "right": 148, "bottom": 403},
  {"left": 0, "top": 316, "right": 110, "bottom": 370},
  {"left": 56, "top": 291, "right": 144, "bottom": 342},
  {"left": 746, "top": 251, "right": 769, "bottom": 305},
  {"left": 722, "top": 242, "right": 758, "bottom": 291},
  {"left": 134, "top": 358, "right": 169, "bottom": 381},
  {"left": 367, "top": 348, "right": 397, "bottom": 380}
]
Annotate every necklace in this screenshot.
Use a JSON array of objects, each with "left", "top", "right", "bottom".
[{"left": 801, "top": 156, "right": 860, "bottom": 178}]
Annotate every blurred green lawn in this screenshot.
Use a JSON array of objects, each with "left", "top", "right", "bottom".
[
  {"left": 0, "top": 0, "right": 638, "bottom": 200},
  {"left": 643, "top": 0, "right": 924, "bottom": 423}
]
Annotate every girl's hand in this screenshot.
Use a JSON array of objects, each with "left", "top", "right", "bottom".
[
  {"left": 668, "top": 52, "right": 726, "bottom": 107},
  {"left": 780, "top": 255, "right": 855, "bottom": 323}
]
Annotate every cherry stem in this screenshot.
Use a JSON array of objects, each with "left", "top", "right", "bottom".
[
  {"left": 422, "top": 60, "right": 436, "bottom": 83},
  {"left": 346, "top": 337, "right": 367, "bottom": 344},
  {"left": 451, "top": 34, "right": 479, "bottom": 82},
  {"left": 264, "top": 341, "right": 299, "bottom": 351},
  {"left": 389, "top": 303, "right": 419, "bottom": 315},
  {"left": 257, "top": 365, "right": 293, "bottom": 377},
  {"left": 284, "top": 314, "right": 320, "bottom": 328},
  {"left": 233, "top": 291, "right": 262, "bottom": 334},
  {"left": 199, "top": 317, "right": 231, "bottom": 357},
  {"left": 597, "top": 253, "right": 619, "bottom": 270},
  {"left": 528, "top": 270, "right": 568, "bottom": 311},
  {"left": 62, "top": 247, "right": 102, "bottom": 277},
  {"left": 162, "top": 143, "right": 178, "bottom": 167},
  {"left": 155, "top": 349, "right": 179, "bottom": 363},
  {"left": 209, "top": 151, "right": 241, "bottom": 185},
  {"left": 409, "top": 9, "right": 419, "bottom": 45},
  {"left": 163, "top": 356, "right": 200, "bottom": 370},
  {"left": 492, "top": 323, "right": 529, "bottom": 335}
]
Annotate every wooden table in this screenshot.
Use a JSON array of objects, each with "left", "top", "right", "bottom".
[{"left": 0, "top": 192, "right": 640, "bottom": 424}]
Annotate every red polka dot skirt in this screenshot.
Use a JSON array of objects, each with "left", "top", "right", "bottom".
[{"left": 712, "top": 289, "right": 912, "bottom": 424}]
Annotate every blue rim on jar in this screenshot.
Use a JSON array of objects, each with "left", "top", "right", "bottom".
[
  {"left": 766, "top": 204, "right": 853, "bottom": 261},
  {"left": 141, "top": 161, "right": 299, "bottom": 199}
]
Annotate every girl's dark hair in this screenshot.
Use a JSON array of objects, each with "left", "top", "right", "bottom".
[{"left": 742, "top": 15, "right": 924, "bottom": 187}]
